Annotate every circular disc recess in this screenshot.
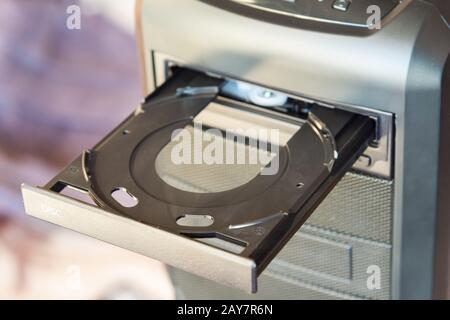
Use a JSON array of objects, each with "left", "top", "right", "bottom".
[
  {"left": 88, "top": 95, "right": 331, "bottom": 233},
  {"left": 130, "top": 119, "right": 291, "bottom": 208}
]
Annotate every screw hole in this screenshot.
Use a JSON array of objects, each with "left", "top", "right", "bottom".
[
  {"left": 123, "top": 129, "right": 130, "bottom": 135},
  {"left": 296, "top": 182, "right": 304, "bottom": 189}
]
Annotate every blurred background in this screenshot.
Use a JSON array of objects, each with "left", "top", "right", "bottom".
[{"left": 0, "top": 0, "right": 174, "bottom": 299}]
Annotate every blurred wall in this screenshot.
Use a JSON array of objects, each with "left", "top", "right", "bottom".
[{"left": 0, "top": 0, "right": 174, "bottom": 299}]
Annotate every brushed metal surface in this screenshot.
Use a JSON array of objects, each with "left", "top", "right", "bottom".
[
  {"left": 21, "top": 184, "right": 257, "bottom": 293},
  {"left": 137, "top": 0, "right": 450, "bottom": 298}
]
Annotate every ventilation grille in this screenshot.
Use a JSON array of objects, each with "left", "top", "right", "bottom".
[{"left": 170, "top": 172, "right": 394, "bottom": 300}]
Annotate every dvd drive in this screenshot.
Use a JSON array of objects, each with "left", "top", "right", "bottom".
[{"left": 21, "top": 68, "right": 375, "bottom": 293}]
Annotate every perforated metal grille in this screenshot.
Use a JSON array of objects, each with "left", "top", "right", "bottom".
[
  {"left": 307, "top": 172, "right": 393, "bottom": 243},
  {"left": 170, "top": 172, "right": 394, "bottom": 300},
  {"left": 171, "top": 269, "right": 363, "bottom": 300},
  {"left": 268, "top": 225, "right": 392, "bottom": 300}
]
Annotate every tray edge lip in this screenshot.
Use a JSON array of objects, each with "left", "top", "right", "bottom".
[{"left": 21, "top": 183, "right": 257, "bottom": 293}]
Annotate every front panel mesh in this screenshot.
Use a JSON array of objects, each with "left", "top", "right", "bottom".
[
  {"left": 170, "top": 172, "right": 394, "bottom": 300},
  {"left": 307, "top": 173, "right": 393, "bottom": 243}
]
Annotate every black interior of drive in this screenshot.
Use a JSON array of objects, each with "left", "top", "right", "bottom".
[{"left": 44, "top": 67, "right": 375, "bottom": 275}]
